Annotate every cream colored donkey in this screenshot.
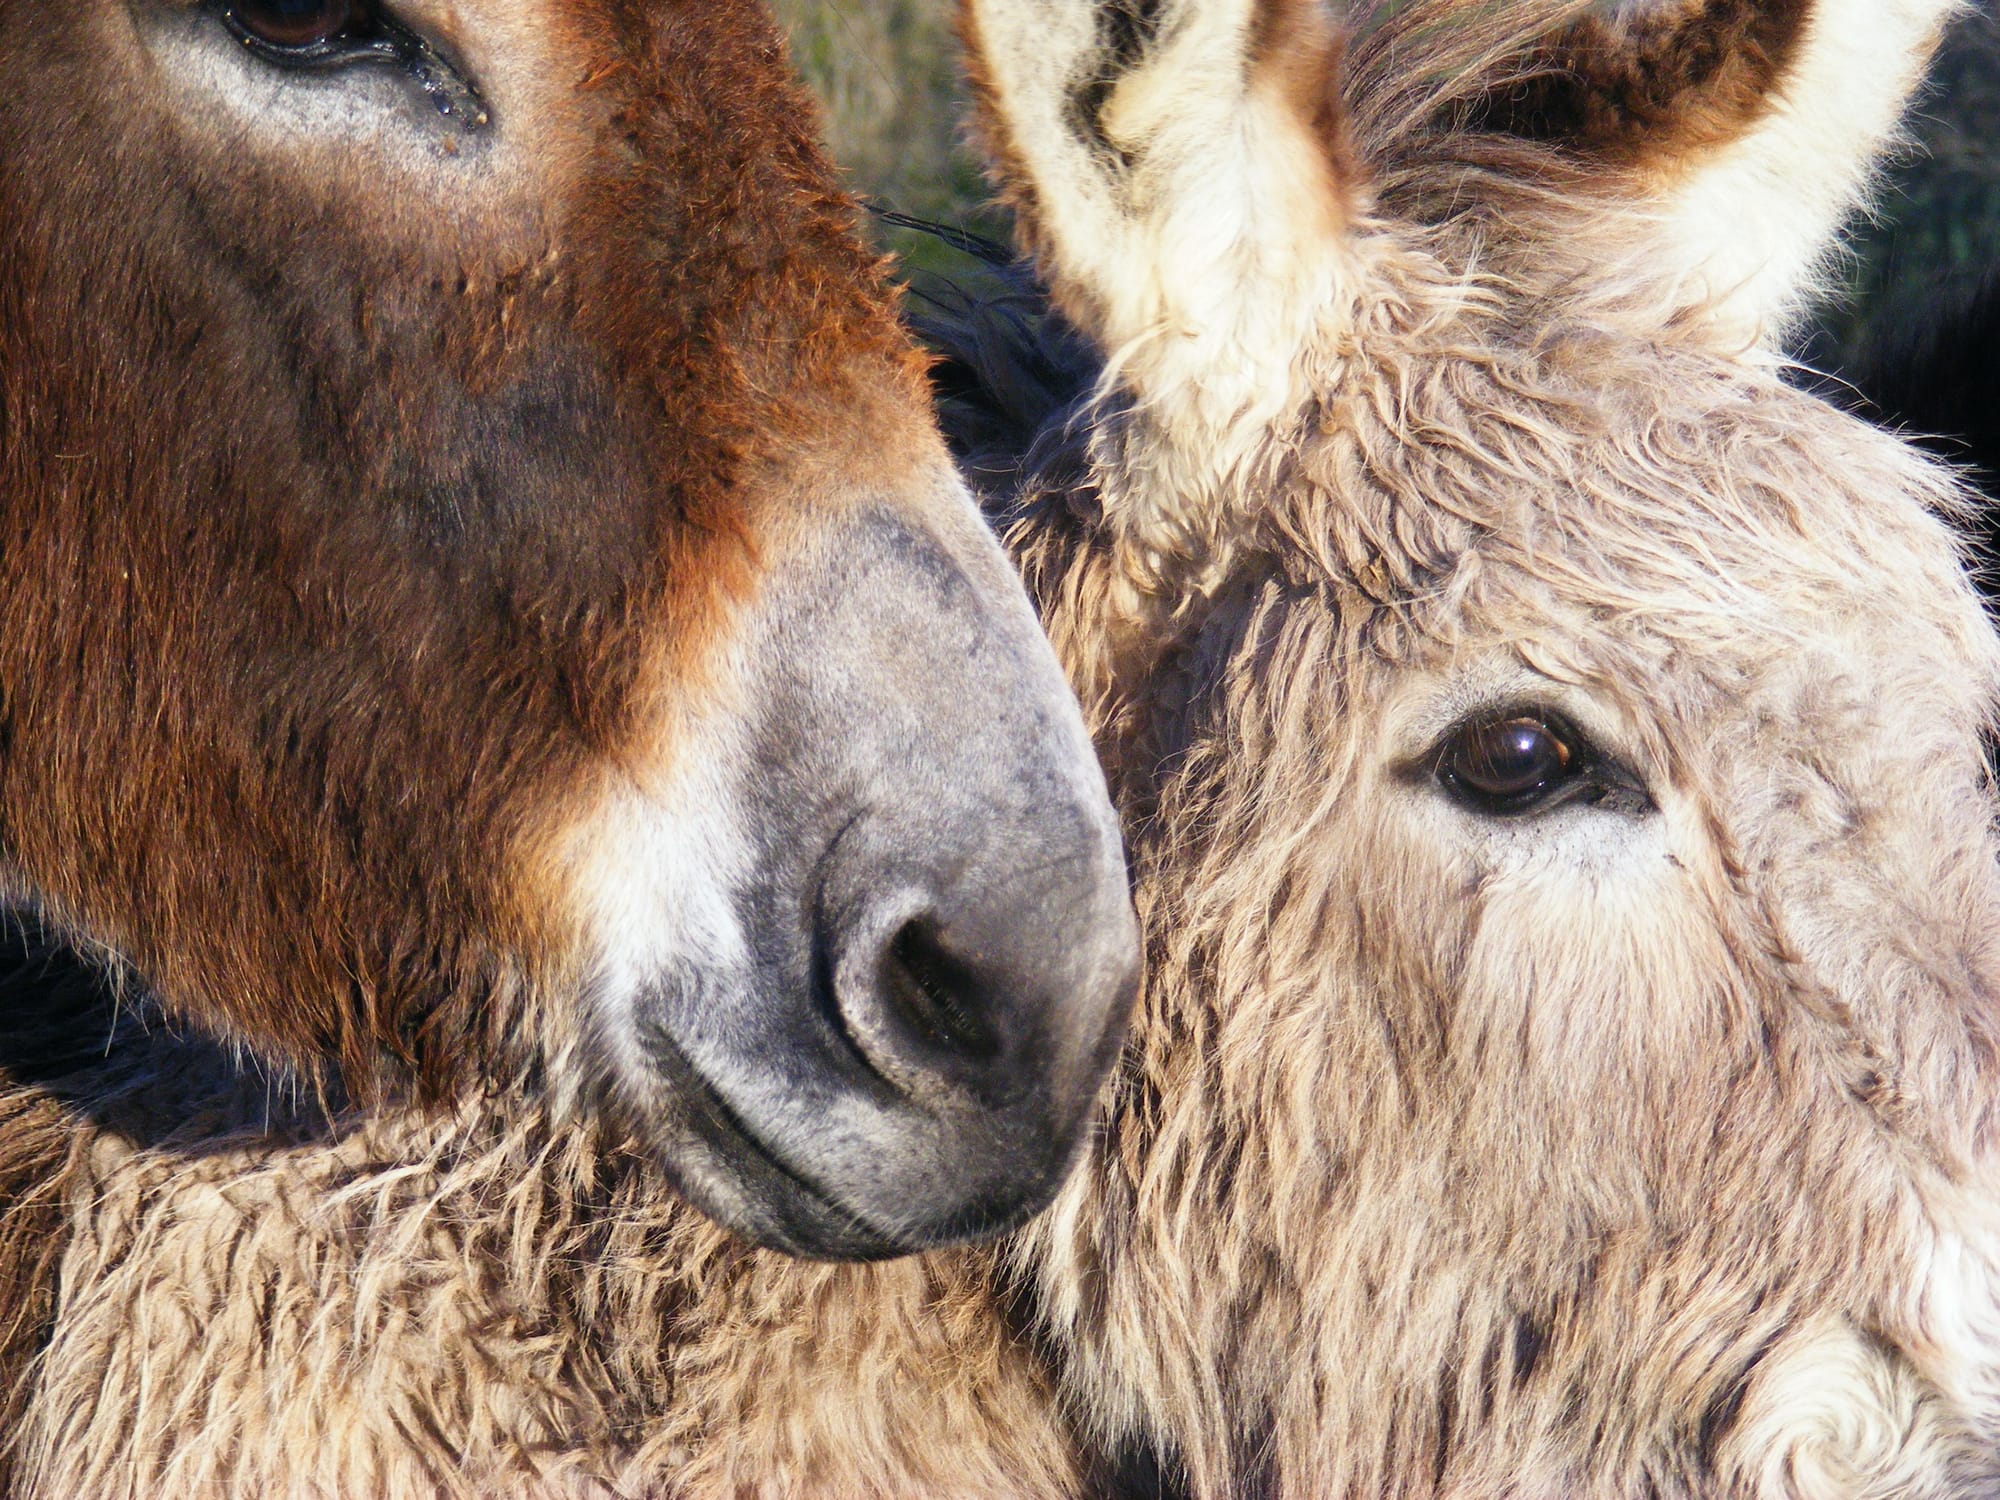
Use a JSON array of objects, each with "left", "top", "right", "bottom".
[{"left": 948, "top": 0, "right": 2000, "bottom": 1495}]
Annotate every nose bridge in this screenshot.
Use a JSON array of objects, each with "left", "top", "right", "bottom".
[
  {"left": 748, "top": 486, "right": 1112, "bottom": 842},
  {"left": 710, "top": 490, "right": 1134, "bottom": 1234}
]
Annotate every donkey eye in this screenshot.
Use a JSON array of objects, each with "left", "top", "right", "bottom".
[
  {"left": 221, "top": 0, "right": 377, "bottom": 61},
  {"left": 1429, "top": 707, "right": 1654, "bottom": 820},
  {"left": 1439, "top": 714, "right": 1574, "bottom": 813},
  {"left": 212, "top": 0, "right": 488, "bottom": 123}
]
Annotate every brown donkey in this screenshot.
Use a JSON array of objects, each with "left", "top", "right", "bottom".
[
  {"left": 0, "top": 0, "right": 1138, "bottom": 1491},
  {"left": 931, "top": 0, "right": 2000, "bottom": 1493}
]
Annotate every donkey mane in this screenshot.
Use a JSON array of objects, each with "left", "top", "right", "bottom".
[{"left": 903, "top": 252, "right": 1095, "bottom": 499}]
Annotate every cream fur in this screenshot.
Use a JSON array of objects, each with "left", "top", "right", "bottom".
[
  {"left": 7, "top": 1027, "right": 1076, "bottom": 1499},
  {"left": 1007, "top": 302, "right": 2000, "bottom": 1497},
  {"left": 1632, "top": 0, "right": 1963, "bottom": 352},
  {"left": 963, "top": 0, "right": 2000, "bottom": 1494},
  {"left": 963, "top": 0, "right": 1363, "bottom": 598}
]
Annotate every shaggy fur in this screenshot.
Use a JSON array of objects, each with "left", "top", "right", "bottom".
[
  {"left": 10, "top": 0, "right": 1986, "bottom": 1489},
  {"left": 0, "top": 935, "right": 1080, "bottom": 1498},
  {"left": 1006, "top": 279, "right": 2000, "bottom": 1499},
  {"left": 941, "top": 0, "right": 2000, "bottom": 1493}
]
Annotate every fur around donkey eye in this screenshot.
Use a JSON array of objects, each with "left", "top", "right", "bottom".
[
  {"left": 1432, "top": 709, "right": 1650, "bottom": 819},
  {"left": 214, "top": 0, "right": 488, "bottom": 125}
]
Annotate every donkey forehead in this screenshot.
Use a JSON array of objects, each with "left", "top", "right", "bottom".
[{"left": 1336, "top": 358, "right": 2000, "bottom": 747}]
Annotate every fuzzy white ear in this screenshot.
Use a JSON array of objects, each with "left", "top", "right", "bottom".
[
  {"left": 962, "top": 0, "right": 1357, "bottom": 431},
  {"left": 1468, "top": 0, "right": 1964, "bottom": 351}
]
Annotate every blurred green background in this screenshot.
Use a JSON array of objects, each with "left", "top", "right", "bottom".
[
  {"left": 768, "top": 0, "right": 1009, "bottom": 278},
  {"left": 769, "top": 0, "right": 2000, "bottom": 359}
]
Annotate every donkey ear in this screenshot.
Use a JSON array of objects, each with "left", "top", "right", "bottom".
[
  {"left": 961, "top": 0, "right": 1358, "bottom": 414},
  {"left": 1465, "top": 0, "right": 1961, "bottom": 350}
]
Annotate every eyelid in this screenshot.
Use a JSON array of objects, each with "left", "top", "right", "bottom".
[{"left": 213, "top": 0, "right": 490, "bottom": 127}]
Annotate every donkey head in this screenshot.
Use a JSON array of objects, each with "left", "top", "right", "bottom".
[
  {"left": 966, "top": 0, "right": 2000, "bottom": 1489},
  {"left": 0, "top": 0, "right": 1138, "bottom": 1260}
]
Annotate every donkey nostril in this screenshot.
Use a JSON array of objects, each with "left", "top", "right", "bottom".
[{"left": 882, "top": 919, "right": 1000, "bottom": 1058}]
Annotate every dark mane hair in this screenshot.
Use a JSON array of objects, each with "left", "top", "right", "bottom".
[{"left": 882, "top": 215, "right": 1097, "bottom": 505}]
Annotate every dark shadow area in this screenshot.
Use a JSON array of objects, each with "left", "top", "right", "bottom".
[
  {"left": 0, "top": 908, "right": 343, "bottom": 1157},
  {"left": 1797, "top": 4, "right": 2000, "bottom": 370}
]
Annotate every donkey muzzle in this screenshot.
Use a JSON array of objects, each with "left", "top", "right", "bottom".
[{"left": 596, "top": 499, "right": 1138, "bottom": 1259}]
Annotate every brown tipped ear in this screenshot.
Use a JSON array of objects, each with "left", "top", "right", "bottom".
[
  {"left": 1470, "top": 0, "right": 1818, "bottom": 164},
  {"left": 1459, "top": 0, "right": 1960, "bottom": 350},
  {"left": 961, "top": 0, "right": 1361, "bottom": 416}
]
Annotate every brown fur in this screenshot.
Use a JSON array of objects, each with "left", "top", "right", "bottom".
[
  {"left": 0, "top": 0, "right": 926, "bottom": 1103},
  {"left": 0, "top": 0, "right": 1137, "bottom": 1489}
]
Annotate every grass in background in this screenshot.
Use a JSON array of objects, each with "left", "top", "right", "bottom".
[
  {"left": 770, "top": 0, "right": 1011, "bottom": 280},
  {"left": 1818, "top": 4, "right": 2000, "bottom": 363}
]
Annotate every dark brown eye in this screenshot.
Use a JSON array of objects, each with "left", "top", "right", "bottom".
[
  {"left": 1436, "top": 713, "right": 1580, "bottom": 815},
  {"left": 225, "top": 0, "right": 362, "bottom": 53},
  {"left": 214, "top": 0, "right": 488, "bottom": 124}
]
